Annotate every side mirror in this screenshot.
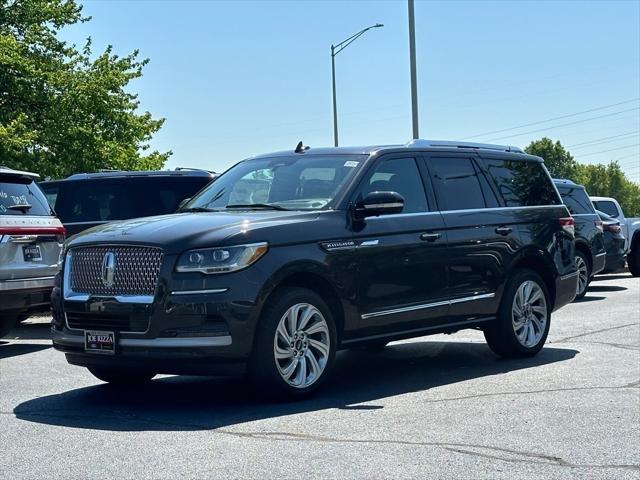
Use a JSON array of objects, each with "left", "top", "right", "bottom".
[
  {"left": 354, "top": 191, "right": 404, "bottom": 219},
  {"left": 178, "top": 198, "right": 191, "bottom": 210}
]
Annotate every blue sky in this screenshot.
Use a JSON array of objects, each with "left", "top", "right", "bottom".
[{"left": 65, "top": 1, "right": 639, "bottom": 181}]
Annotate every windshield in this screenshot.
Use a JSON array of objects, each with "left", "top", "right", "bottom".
[{"left": 186, "top": 154, "right": 366, "bottom": 211}]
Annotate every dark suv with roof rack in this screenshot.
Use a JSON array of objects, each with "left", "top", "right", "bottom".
[
  {"left": 51, "top": 140, "right": 578, "bottom": 398},
  {"left": 553, "top": 179, "right": 605, "bottom": 299},
  {"left": 40, "top": 168, "right": 216, "bottom": 236}
]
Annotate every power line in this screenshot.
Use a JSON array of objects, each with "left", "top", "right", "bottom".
[
  {"left": 485, "top": 107, "right": 640, "bottom": 142},
  {"left": 460, "top": 98, "right": 639, "bottom": 140},
  {"left": 576, "top": 143, "right": 640, "bottom": 158},
  {"left": 567, "top": 131, "right": 639, "bottom": 148}
]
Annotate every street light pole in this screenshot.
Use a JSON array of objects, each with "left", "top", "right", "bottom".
[
  {"left": 330, "top": 23, "right": 383, "bottom": 147},
  {"left": 408, "top": 0, "right": 419, "bottom": 139},
  {"left": 331, "top": 45, "right": 338, "bottom": 147}
]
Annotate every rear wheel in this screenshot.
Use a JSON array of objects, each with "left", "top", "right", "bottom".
[
  {"left": 88, "top": 367, "right": 155, "bottom": 385},
  {"left": 249, "top": 288, "right": 337, "bottom": 399},
  {"left": 574, "top": 251, "right": 591, "bottom": 299},
  {"left": 628, "top": 244, "right": 640, "bottom": 277},
  {"left": 484, "top": 269, "right": 551, "bottom": 358}
]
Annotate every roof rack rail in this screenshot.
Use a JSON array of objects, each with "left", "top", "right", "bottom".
[
  {"left": 174, "top": 167, "right": 217, "bottom": 174},
  {"left": 405, "top": 139, "right": 524, "bottom": 153}
]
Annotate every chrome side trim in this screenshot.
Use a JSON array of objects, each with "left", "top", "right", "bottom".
[
  {"left": 359, "top": 240, "right": 379, "bottom": 247},
  {"left": 361, "top": 293, "right": 496, "bottom": 320},
  {"left": 120, "top": 336, "right": 232, "bottom": 348},
  {"left": 170, "top": 288, "right": 229, "bottom": 296},
  {"left": 594, "top": 252, "right": 606, "bottom": 258},
  {"left": 560, "top": 271, "right": 579, "bottom": 281}
]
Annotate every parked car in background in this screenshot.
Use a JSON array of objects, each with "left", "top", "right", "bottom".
[
  {"left": 554, "top": 179, "right": 606, "bottom": 299},
  {"left": 595, "top": 210, "right": 626, "bottom": 274},
  {"left": 0, "top": 167, "right": 64, "bottom": 337},
  {"left": 590, "top": 196, "right": 640, "bottom": 276},
  {"left": 52, "top": 140, "right": 577, "bottom": 398},
  {"left": 40, "top": 169, "right": 216, "bottom": 236}
]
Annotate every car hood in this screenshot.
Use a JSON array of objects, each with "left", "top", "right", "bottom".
[{"left": 66, "top": 210, "right": 325, "bottom": 254}]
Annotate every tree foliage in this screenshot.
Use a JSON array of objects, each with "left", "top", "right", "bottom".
[
  {"left": 525, "top": 137, "right": 640, "bottom": 216},
  {"left": 0, "top": 0, "right": 170, "bottom": 178}
]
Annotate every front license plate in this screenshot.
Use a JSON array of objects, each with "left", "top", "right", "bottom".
[
  {"left": 23, "top": 245, "right": 42, "bottom": 261},
  {"left": 85, "top": 330, "right": 115, "bottom": 355}
]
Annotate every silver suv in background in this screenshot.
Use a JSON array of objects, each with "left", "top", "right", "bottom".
[{"left": 0, "top": 167, "right": 64, "bottom": 337}]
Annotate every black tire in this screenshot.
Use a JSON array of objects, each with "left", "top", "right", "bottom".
[
  {"left": 0, "top": 314, "right": 19, "bottom": 338},
  {"left": 484, "top": 269, "right": 551, "bottom": 358},
  {"left": 628, "top": 244, "right": 640, "bottom": 277},
  {"left": 249, "top": 287, "right": 337, "bottom": 399},
  {"left": 574, "top": 250, "right": 591, "bottom": 300},
  {"left": 88, "top": 367, "right": 155, "bottom": 385}
]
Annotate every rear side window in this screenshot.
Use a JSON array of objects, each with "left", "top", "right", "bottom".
[
  {"left": 428, "top": 157, "right": 496, "bottom": 211},
  {"left": 481, "top": 159, "right": 561, "bottom": 207},
  {"left": 558, "top": 187, "right": 595, "bottom": 215},
  {"left": 593, "top": 200, "right": 619, "bottom": 218},
  {"left": 0, "top": 176, "right": 52, "bottom": 216},
  {"left": 51, "top": 176, "right": 212, "bottom": 223}
]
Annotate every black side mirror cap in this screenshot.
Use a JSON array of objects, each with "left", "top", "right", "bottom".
[{"left": 354, "top": 191, "right": 405, "bottom": 219}]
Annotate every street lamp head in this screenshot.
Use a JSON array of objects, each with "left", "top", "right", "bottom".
[{"left": 374, "top": 23, "right": 384, "bottom": 28}]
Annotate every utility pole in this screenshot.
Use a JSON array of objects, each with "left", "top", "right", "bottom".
[
  {"left": 408, "top": 0, "right": 419, "bottom": 139},
  {"left": 331, "top": 45, "right": 338, "bottom": 147}
]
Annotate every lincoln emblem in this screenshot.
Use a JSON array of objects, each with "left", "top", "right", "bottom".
[{"left": 101, "top": 252, "right": 116, "bottom": 288}]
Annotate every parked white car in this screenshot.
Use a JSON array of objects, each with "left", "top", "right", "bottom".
[{"left": 590, "top": 196, "right": 640, "bottom": 276}]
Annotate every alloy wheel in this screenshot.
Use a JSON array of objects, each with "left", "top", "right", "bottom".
[
  {"left": 273, "top": 303, "right": 331, "bottom": 389},
  {"left": 512, "top": 280, "right": 547, "bottom": 348},
  {"left": 575, "top": 255, "right": 589, "bottom": 296}
]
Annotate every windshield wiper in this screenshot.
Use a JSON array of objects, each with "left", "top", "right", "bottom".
[
  {"left": 226, "top": 203, "right": 290, "bottom": 211},
  {"left": 7, "top": 204, "right": 32, "bottom": 212},
  {"left": 180, "top": 206, "right": 219, "bottom": 213}
]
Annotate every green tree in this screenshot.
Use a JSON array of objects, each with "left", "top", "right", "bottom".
[
  {"left": 0, "top": 0, "right": 170, "bottom": 178},
  {"left": 525, "top": 137, "right": 640, "bottom": 217},
  {"left": 524, "top": 137, "right": 578, "bottom": 179}
]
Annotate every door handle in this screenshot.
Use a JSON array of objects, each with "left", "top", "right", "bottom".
[
  {"left": 420, "top": 232, "right": 441, "bottom": 242},
  {"left": 495, "top": 226, "right": 513, "bottom": 236}
]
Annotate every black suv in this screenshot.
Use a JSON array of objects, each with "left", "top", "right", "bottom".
[
  {"left": 40, "top": 169, "right": 216, "bottom": 236},
  {"left": 553, "top": 179, "right": 605, "bottom": 299},
  {"left": 52, "top": 140, "right": 578, "bottom": 397}
]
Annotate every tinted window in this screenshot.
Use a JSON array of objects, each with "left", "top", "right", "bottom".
[
  {"left": 558, "top": 187, "right": 595, "bottom": 215},
  {"left": 0, "top": 175, "right": 52, "bottom": 216},
  {"left": 355, "top": 157, "right": 427, "bottom": 213},
  {"left": 482, "top": 159, "right": 561, "bottom": 207},
  {"left": 429, "top": 157, "right": 492, "bottom": 211},
  {"left": 593, "top": 200, "right": 619, "bottom": 218},
  {"left": 50, "top": 176, "right": 211, "bottom": 223}
]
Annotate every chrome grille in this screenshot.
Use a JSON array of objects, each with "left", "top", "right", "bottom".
[{"left": 69, "top": 246, "right": 163, "bottom": 296}]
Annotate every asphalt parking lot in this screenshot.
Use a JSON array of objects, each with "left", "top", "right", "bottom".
[{"left": 1, "top": 273, "right": 638, "bottom": 479}]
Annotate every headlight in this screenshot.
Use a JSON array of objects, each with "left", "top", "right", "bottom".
[{"left": 175, "top": 242, "right": 268, "bottom": 274}]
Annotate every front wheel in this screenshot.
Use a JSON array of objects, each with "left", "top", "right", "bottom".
[
  {"left": 249, "top": 288, "right": 337, "bottom": 399},
  {"left": 88, "top": 367, "right": 155, "bottom": 385},
  {"left": 628, "top": 245, "right": 640, "bottom": 277},
  {"left": 484, "top": 269, "right": 551, "bottom": 358}
]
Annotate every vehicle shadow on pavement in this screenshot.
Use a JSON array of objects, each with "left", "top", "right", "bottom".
[
  {"left": 4, "top": 321, "right": 52, "bottom": 341},
  {"left": 13, "top": 341, "right": 578, "bottom": 432},
  {"left": 574, "top": 295, "right": 606, "bottom": 303},
  {"left": 587, "top": 285, "right": 627, "bottom": 292},
  {"left": 0, "top": 342, "right": 50, "bottom": 360}
]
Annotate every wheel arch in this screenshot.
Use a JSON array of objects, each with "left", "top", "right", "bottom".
[
  {"left": 509, "top": 249, "right": 558, "bottom": 309},
  {"left": 253, "top": 261, "right": 349, "bottom": 344},
  {"left": 574, "top": 239, "right": 593, "bottom": 270}
]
